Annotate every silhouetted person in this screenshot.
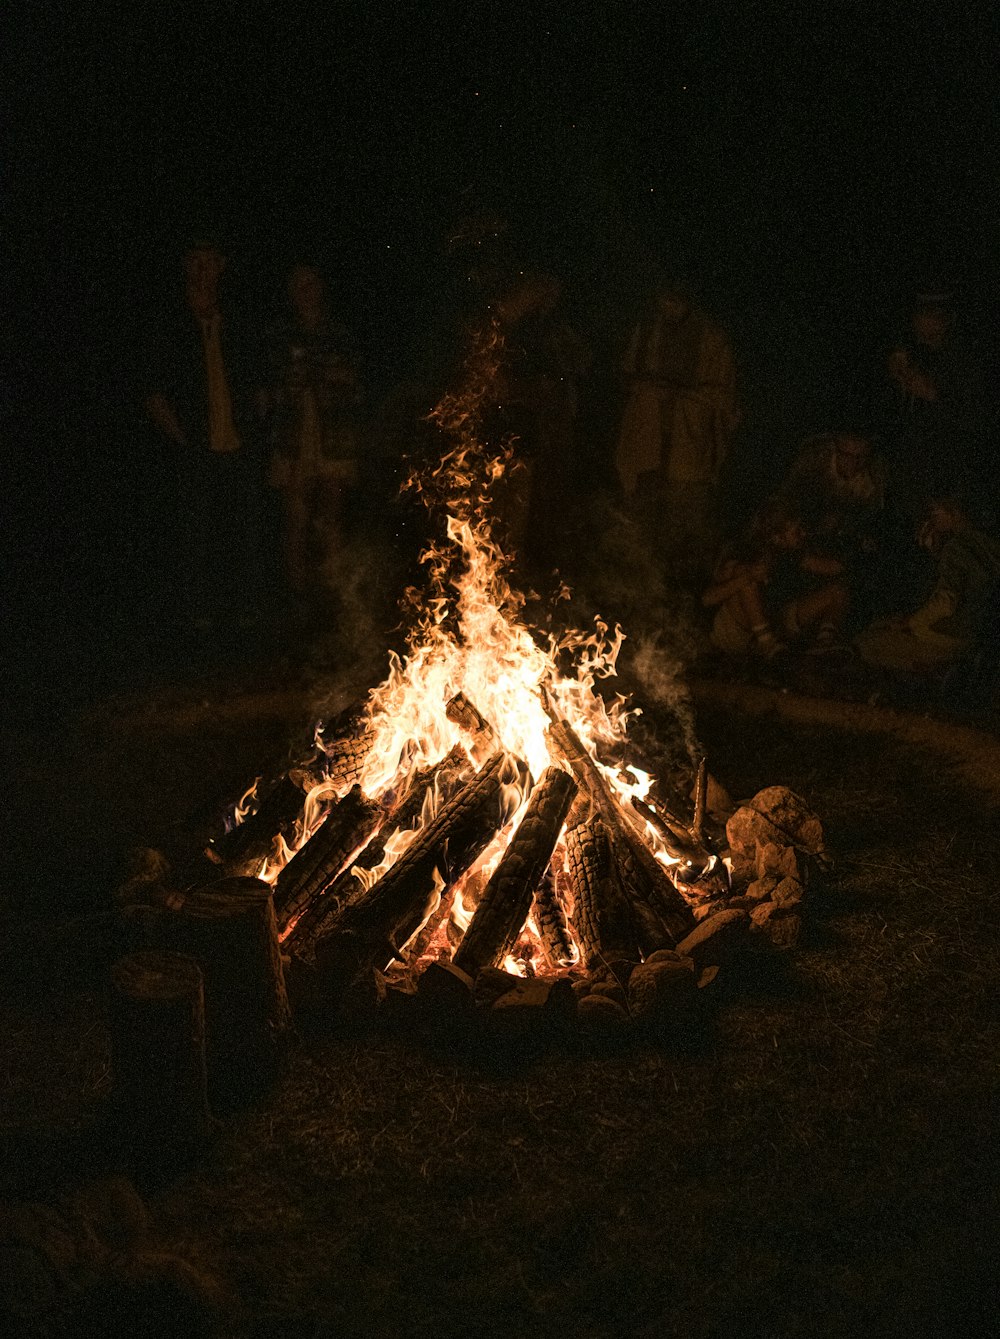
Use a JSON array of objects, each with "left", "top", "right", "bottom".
[
  {"left": 262, "top": 264, "right": 363, "bottom": 597},
  {"left": 143, "top": 240, "right": 257, "bottom": 640},
  {"left": 616, "top": 285, "right": 740, "bottom": 585}
]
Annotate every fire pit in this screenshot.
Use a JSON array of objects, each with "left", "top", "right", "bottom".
[{"left": 111, "top": 319, "right": 827, "bottom": 1133}]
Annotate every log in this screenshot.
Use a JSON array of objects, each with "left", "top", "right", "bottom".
[
  {"left": 532, "top": 864, "right": 577, "bottom": 968},
  {"left": 452, "top": 767, "right": 577, "bottom": 976},
  {"left": 108, "top": 951, "right": 213, "bottom": 1157},
  {"left": 445, "top": 692, "right": 498, "bottom": 762},
  {"left": 544, "top": 713, "right": 695, "bottom": 942},
  {"left": 564, "top": 819, "right": 637, "bottom": 969},
  {"left": 630, "top": 795, "right": 713, "bottom": 875},
  {"left": 286, "top": 745, "right": 473, "bottom": 958},
  {"left": 208, "top": 774, "right": 306, "bottom": 876},
  {"left": 272, "top": 785, "right": 382, "bottom": 935},
  {"left": 313, "top": 752, "right": 519, "bottom": 990},
  {"left": 164, "top": 877, "right": 291, "bottom": 1109},
  {"left": 321, "top": 727, "right": 376, "bottom": 792},
  {"left": 691, "top": 756, "right": 708, "bottom": 843}
]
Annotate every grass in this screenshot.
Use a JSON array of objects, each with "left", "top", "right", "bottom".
[{"left": 2, "top": 687, "right": 999, "bottom": 1337}]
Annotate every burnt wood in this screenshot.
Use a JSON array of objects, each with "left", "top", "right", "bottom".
[
  {"left": 544, "top": 714, "right": 695, "bottom": 943},
  {"left": 286, "top": 745, "right": 473, "bottom": 958},
  {"left": 209, "top": 774, "right": 306, "bottom": 877},
  {"left": 445, "top": 692, "right": 498, "bottom": 761},
  {"left": 164, "top": 877, "right": 291, "bottom": 1110},
  {"left": 532, "top": 865, "right": 577, "bottom": 968},
  {"left": 272, "top": 785, "right": 382, "bottom": 935},
  {"left": 108, "top": 950, "right": 213, "bottom": 1156},
  {"left": 452, "top": 766, "right": 577, "bottom": 976},
  {"left": 565, "top": 819, "right": 637, "bottom": 968},
  {"left": 312, "top": 752, "right": 517, "bottom": 990}
]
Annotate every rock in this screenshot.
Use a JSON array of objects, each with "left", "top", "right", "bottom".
[
  {"left": 473, "top": 966, "right": 523, "bottom": 1007},
  {"left": 577, "top": 994, "right": 630, "bottom": 1028},
  {"left": 589, "top": 980, "right": 629, "bottom": 1009},
  {"left": 644, "top": 948, "right": 683, "bottom": 966},
  {"left": 595, "top": 959, "right": 638, "bottom": 988},
  {"left": 627, "top": 955, "right": 697, "bottom": 1025},
  {"left": 675, "top": 908, "right": 749, "bottom": 969},
  {"left": 771, "top": 876, "right": 805, "bottom": 910},
  {"left": 745, "top": 874, "right": 780, "bottom": 902},
  {"left": 755, "top": 842, "right": 805, "bottom": 882},
  {"left": 747, "top": 787, "right": 827, "bottom": 860},
  {"left": 750, "top": 901, "right": 781, "bottom": 928}
]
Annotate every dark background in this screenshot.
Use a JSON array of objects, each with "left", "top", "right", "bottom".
[{"left": 4, "top": 2, "right": 998, "bottom": 709}]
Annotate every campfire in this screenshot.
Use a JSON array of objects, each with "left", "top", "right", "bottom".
[{"left": 111, "top": 318, "right": 827, "bottom": 1142}]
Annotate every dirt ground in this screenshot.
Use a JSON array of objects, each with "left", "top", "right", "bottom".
[{"left": 3, "top": 676, "right": 999, "bottom": 1337}]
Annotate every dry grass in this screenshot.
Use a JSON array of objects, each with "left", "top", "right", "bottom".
[{"left": 3, "top": 689, "right": 999, "bottom": 1337}]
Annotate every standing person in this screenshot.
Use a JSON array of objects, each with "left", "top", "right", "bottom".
[
  {"left": 262, "top": 264, "right": 363, "bottom": 599},
  {"left": 615, "top": 285, "right": 740, "bottom": 586},
  {"left": 143, "top": 239, "right": 257, "bottom": 642},
  {"left": 876, "top": 287, "right": 986, "bottom": 517}
]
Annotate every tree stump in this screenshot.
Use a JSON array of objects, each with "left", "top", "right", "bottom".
[
  {"left": 108, "top": 951, "right": 213, "bottom": 1162},
  {"left": 164, "top": 878, "right": 291, "bottom": 1109}
]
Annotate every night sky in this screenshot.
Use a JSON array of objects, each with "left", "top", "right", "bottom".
[{"left": 5, "top": 3, "right": 997, "bottom": 700}]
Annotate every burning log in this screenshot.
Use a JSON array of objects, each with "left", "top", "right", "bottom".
[
  {"left": 313, "top": 751, "right": 519, "bottom": 990},
  {"left": 445, "top": 692, "right": 497, "bottom": 761},
  {"left": 108, "top": 950, "right": 214, "bottom": 1158},
  {"left": 564, "top": 819, "right": 637, "bottom": 969},
  {"left": 532, "top": 865, "right": 576, "bottom": 968},
  {"left": 164, "top": 877, "right": 291, "bottom": 1109},
  {"left": 322, "top": 727, "right": 377, "bottom": 792},
  {"left": 209, "top": 774, "right": 306, "bottom": 877},
  {"left": 452, "top": 766, "right": 578, "bottom": 976},
  {"left": 272, "top": 785, "right": 382, "bottom": 935},
  {"left": 544, "top": 712, "right": 695, "bottom": 943},
  {"left": 285, "top": 745, "right": 473, "bottom": 958}
]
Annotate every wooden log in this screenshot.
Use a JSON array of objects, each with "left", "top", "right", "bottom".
[
  {"left": 445, "top": 692, "right": 498, "bottom": 762},
  {"left": 313, "top": 752, "right": 518, "bottom": 990},
  {"left": 286, "top": 745, "right": 472, "bottom": 958},
  {"left": 452, "top": 767, "right": 577, "bottom": 976},
  {"left": 164, "top": 878, "right": 291, "bottom": 1110},
  {"left": 565, "top": 819, "right": 638, "bottom": 969},
  {"left": 630, "top": 795, "right": 712, "bottom": 874},
  {"left": 208, "top": 774, "right": 306, "bottom": 876},
  {"left": 272, "top": 785, "right": 382, "bottom": 935},
  {"left": 532, "top": 864, "right": 577, "bottom": 968},
  {"left": 544, "top": 714, "right": 695, "bottom": 942},
  {"left": 108, "top": 951, "right": 213, "bottom": 1157},
  {"left": 321, "top": 727, "right": 376, "bottom": 792}
]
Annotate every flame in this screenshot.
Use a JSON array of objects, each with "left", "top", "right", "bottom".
[{"left": 250, "top": 312, "right": 706, "bottom": 972}]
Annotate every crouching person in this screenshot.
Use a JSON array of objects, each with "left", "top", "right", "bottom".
[
  {"left": 856, "top": 495, "right": 1000, "bottom": 672},
  {"left": 703, "top": 502, "right": 850, "bottom": 658}
]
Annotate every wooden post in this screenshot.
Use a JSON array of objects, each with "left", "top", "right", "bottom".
[
  {"left": 108, "top": 951, "right": 213, "bottom": 1160},
  {"left": 164, "top": 877, "right": 291, "bottom": 1110}
]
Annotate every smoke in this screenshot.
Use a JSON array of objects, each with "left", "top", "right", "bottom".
[{"left": 557, "top": 491, "right": 706, "bottom": 772}]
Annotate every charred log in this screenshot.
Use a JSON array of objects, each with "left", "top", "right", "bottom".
[
  {"left": 565, "top": 819, "right": 637, "bottom": 968},
  {"left": 208, "top": 774, "right": 306, "bottom": 877},
  {"left": 544, "top": 712, "right": 695, "bottom": 942},
  {"left": 286, "top": 745, "right": 473, "bottom": 957},
  {"left": 532, "top": 865, "right": 576, "bottom": 969},
  {"left": 163, "top": 877, "right": 291, "bottom": 1110},
  {"left": 108, "top": 950, "right": 214, "bottom": 1157},
  {"left": 272, "top": 785, "right": 382, "bottom": 935},
  {"left": 445, "top": 692, "right": 498, "bottom": 762},
  {"left": 452, "top": 767, "right": 577, "bottom": 976},
  {"left": 313, "top": 752, "right": 518, "bottom": 990}
]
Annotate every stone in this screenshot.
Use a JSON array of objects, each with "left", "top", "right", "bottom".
[
  {"left": 577, "top": 993, "right": 630, "bottom": 1028},
  {"left": 627, "top": 955, "right": 697, "bottom": 1024},
  {"left": 771, "top": 876, "right": 805, "bottom": 910},
  {"left": 746, "top": 875, "right": 781, "bottom": 902},
  {"left": 589, "top": 980, "right": 629, "bottom": 1009},
  {"left": 675, "top": 908, "right": 749, "bottom": 969}
]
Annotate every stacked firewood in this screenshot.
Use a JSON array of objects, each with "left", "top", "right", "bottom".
[{"left": 107, "top": 698, "right": 827, "bottom": 1145}]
